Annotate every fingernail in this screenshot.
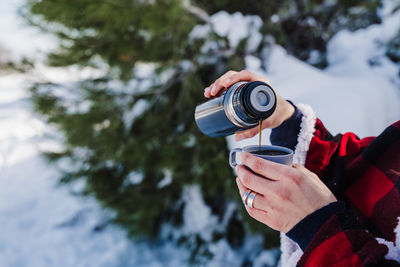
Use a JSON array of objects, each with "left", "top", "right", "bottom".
[
  {"left": 210, "top": 84, "right": 216, "bottom": 95},
  {"left": 204, "top": 87, "right": 210, "bottom": 96}
]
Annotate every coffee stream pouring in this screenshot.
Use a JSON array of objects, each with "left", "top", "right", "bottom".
[{"left": 194, "top": 81, "right": 277, "bottom": 137}]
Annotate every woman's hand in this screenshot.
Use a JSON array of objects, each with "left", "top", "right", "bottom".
[
  {"left": 203, "top": 70, "right": 295, "bottom": 141},
  {"left": 235, "top": 152, "right": 337, "bottom": 233}
]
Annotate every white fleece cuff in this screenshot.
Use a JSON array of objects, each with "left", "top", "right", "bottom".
[
  {"left": 280, "top": 103, "right": 317, "bottom": 267},
  {"left": 293, "top": 104, "right": 317, "bottom": 166}
]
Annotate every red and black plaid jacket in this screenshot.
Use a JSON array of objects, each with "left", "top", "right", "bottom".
[
  {"left": 294, "top": 118, "right": 400, "bottom": 266},
  {"left": 271, "top": 104, "right": 400, "bottom": 266}
]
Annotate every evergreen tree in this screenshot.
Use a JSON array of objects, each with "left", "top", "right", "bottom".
[{"left": 23, "top": 0, "right": 384, "bottom": 264}]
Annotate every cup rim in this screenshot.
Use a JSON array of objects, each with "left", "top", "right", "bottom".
[{"left": 239, "top": 145, "right": 293, "bottom": 157}]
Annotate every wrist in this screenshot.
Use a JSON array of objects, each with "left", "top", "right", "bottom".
[
  {"left": 282, "top": 100, "right": 295, "bottom": 122},
  {"left": 270, "top": 101, "right": 302, "bottom": 150},
  {"left": 275, "top": 99, "right": 295, "bottom": 128}
]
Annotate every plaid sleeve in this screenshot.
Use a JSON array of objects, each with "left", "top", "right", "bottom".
[
  {"left": 304, "top": 118, "right": 374, "bottom": 178},
  {"left": 296, "top": 119, "right": 400, "bottom": 266},
  {"left": 297, "top": 205, "right": 399, "bottom": 266},
  {"left": 287, "top": 201, "right": 346, "bottom": 251},
  {"left": 277, "top": 104, "right": 400, "bottom": 266}
]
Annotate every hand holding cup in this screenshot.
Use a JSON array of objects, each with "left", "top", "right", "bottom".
[{"left": 234, "top": 152, "right": 337, "bottom": 233}]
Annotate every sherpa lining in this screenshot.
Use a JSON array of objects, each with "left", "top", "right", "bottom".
[{"left": 279, "top": 103, "right": 316, "bottom": 267}]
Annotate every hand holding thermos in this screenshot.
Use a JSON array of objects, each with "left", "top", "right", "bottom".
[{"left": 200, "top": 70, "right": 295, "bottom": 140}]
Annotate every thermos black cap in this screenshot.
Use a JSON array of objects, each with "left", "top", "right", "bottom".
[{"left": 242, "top": 81, "right": 276, "bottom": 120}]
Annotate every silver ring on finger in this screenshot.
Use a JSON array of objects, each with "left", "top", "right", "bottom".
[
  {"left": 246, "top": 192, "right": 257, "bottom": 208},
  {"left": 242, "top": 190, "right": 252, "bottom": 204}
]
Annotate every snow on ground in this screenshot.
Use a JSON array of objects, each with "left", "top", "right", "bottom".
[
  {"left": 1, "top": 0, "right": 400, "bottom": 266},
  {"left": 0, "top": 73, "right": 196, "bottom": 267}
]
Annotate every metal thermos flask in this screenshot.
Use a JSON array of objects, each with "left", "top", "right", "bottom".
[{"left": 194, "top": 81, "right": 277, "bottom": 137}]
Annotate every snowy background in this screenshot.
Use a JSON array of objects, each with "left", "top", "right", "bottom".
[{"left": 1, "top": 0, "right": 400, "bottom": 266}]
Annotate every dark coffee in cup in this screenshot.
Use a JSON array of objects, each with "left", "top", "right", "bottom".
[{"left": 250, "top": 149, "right": 289, "bottom": 156}]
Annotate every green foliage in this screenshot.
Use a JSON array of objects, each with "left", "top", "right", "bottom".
[
  {"left": 25, "top": 0, "right": 197, "bottom": 80},
  {"left": 24, "top": 0, "right": 384, "bottom": 264},
  {"left": 0, "top": 50, "right": 34, "bottom": 74},
  {"left": 30, "top": 71, "right": 236, "bottom": 238},
  {"left": 386, "top": 29, "right": 400, "bottom": 63}
]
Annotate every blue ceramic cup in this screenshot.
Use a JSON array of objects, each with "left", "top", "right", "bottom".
[{"left": 229, "top": 145, "right": 293, "bottom": 168}]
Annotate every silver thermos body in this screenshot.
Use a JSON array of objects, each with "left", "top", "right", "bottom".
[{"left": 194, "top": 81, "right": 277, "bottom": 137}]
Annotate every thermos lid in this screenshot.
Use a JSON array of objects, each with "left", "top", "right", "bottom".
[
  {"left": 249, "top": 85, "right": 275, "bottom": 112},
  {"left": 243, "top": 81, "right": 276, "bottom": 119}
]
